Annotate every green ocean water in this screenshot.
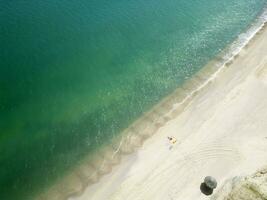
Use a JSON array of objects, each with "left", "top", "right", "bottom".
[{"left": 0, "top": 0, "right": 266, "bottom": 199}]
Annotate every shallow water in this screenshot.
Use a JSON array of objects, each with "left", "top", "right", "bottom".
[{"left": 0, "top": 0, "right": 266, "bottom": 199}]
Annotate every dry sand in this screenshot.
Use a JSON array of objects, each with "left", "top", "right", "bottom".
[{"left": 71, "top": 24, "right": 267, "bottom": 200}]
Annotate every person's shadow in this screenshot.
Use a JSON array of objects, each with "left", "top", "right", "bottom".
[{"left": 200, "top": 182, "right": 213, "bottom": 195}]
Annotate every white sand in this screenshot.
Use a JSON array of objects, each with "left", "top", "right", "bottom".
[{"left": 72, "top": 26, "right": 267, "bottom": 200}]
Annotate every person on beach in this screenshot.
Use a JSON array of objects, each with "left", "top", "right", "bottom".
[{"left": 167, "top": 136, "right": 177, "bottom": 144}]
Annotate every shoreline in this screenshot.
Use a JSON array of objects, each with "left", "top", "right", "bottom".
[
  {"left": 39, "top": 8, "right": 267, "bottom": 200},
  {"left": 73, "top": 18, "right": 267, "bottom": 200}
]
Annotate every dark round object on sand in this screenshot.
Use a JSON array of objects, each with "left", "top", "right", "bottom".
[
  {"left": 200, "top": 182, "right": 213, "bottom": 195},
  {"left": 204, "top": 176, "right": 217, "bottom": 189}
]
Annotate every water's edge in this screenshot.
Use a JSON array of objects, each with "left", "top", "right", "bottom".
[{"left": 38, "top": 8, "right": 267, "bottom": 200}]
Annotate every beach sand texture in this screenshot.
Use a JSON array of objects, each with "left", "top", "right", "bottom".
[{"left": 68, "top": 22, "right": 267, "bottom": 200}]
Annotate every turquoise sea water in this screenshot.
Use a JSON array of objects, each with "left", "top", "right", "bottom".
[{"left": 0, "top": 0, "right": 266, "bottom": 199}]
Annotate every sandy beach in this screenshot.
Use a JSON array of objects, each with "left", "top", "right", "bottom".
[{"left": 69, "top": 22, "right": 267, "bottom": 200}]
